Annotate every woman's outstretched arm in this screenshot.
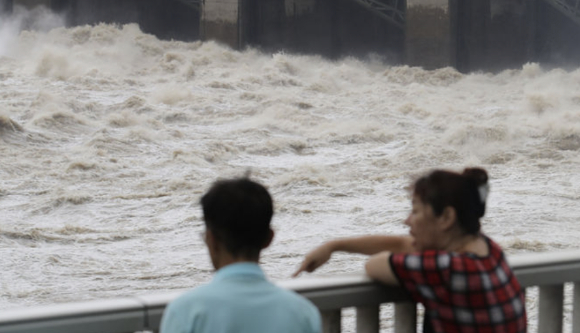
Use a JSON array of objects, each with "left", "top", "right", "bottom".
[
  {"left": 365, "top": 252, "right": 399, "bottom": 285},
  {"left": 292, "top": 235, "right": 413, "bottom": 277}
]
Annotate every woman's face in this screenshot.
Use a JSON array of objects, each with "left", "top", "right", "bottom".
[{"left": 405, "top": 194, "right": 442, "bottom": 251}]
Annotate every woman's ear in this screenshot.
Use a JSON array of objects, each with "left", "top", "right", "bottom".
[{"left": 438, "top": 206, "right": 457, "bottom": 231}]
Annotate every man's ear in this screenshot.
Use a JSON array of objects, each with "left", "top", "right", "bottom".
[
  {"left": 206, "top": 229, "right": 221, "bottom": 253},
  {"left": 438, "top": 206, "right": 457, "bottom": 231},
  {"left": 262, "top": 229, "right": 274, "bottom": 249}
]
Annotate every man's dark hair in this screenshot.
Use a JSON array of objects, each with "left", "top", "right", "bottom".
[{"left": 200, "top": 178, "right": 274, "bottom": 259}]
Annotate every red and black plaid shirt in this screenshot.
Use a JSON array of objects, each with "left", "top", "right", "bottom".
[{"left": 390, "top": 235, "right": 527, "bottom": 333}]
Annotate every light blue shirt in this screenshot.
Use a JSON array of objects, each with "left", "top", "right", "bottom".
[{"left": 160, "top": 263, "right": 321, "bottom": 333}]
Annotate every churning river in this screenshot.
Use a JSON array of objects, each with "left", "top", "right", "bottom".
[{"left": 2, "top": 8, "right": 580, "bottom": 332}]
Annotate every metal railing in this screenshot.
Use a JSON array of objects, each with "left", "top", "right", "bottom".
[
  {"left": 346, "top": 0, "right": 405, "bottom": 30},
  {"left": 2, "top": 250, "right": 580, "bottom": 333},
  {"left": 172, "top": 0, "right": 203, "bottom": 12},
  {"left": 543, "top": 0, "right": 580, "bottom": 26}
]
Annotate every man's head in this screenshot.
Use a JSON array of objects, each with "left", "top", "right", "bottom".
[{"left": 200, "top": 178, "right": 274, "bottom": 268}]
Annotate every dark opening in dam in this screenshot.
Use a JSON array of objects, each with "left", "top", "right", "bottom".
[{"left": 2, "top": 0, "right": 580, "bottom": 71}]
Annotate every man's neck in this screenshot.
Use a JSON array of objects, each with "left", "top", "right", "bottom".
[{"left": 214, "top": 255, "right": 259, "bottom": 270}]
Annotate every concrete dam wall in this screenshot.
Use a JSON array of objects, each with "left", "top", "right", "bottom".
[{"left": 3, "top": 0, "right": 580, "bottom": 72}]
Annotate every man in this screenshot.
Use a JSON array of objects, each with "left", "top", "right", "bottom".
[{"left": 160, "top": 177, "right": 322, "bottom": 333}]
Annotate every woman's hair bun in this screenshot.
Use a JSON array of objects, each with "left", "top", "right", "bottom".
[
  {"left": 462, "top": 167, "right": 489, "bottom": 215},
  {"left": 462, "top": 168, "right": 488, "bottom": 187}
]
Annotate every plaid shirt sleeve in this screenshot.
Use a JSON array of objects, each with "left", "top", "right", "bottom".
[{"left": 390, "top": 250, "right": 452, "bottom": 305}]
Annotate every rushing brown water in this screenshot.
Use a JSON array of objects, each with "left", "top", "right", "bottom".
[{"left": 2, "top": 7, "right": 580, "bottom": 332}]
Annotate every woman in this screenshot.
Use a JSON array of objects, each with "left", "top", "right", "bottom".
[{"left": 293, "top": 168, "right": 527, "bottom": 333}]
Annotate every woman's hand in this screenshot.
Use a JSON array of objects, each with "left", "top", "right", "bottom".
[{"left": 292, "top": 243, "right": 334, "bottom": 277}]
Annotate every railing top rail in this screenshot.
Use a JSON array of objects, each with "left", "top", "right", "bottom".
[
  {"left": 2, "top": 250, "right": 580, "bottom": 332},
  {"left": 0, "top": 298, "right": 143, "bottom": 324},
  {"left": 509, "top": 249, "right": 580, "bottom": 287},
  {"left": 509, "top": 249, "right": 580, "bottom": 267}
]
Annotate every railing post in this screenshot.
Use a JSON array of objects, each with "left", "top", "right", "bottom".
[
  {"left": 573, "top": 283, "right": 580, "bottom": 333},
  {"left": 394, "top": 302, "right": 416, "bottom": 333},
  {"left": 539, "top": 284, "right": 564, "bottom": 333},
  {"left": 356, "top": 305, "right": 380, "bottom": 333},
  {"left": 321, "top": 310, "right": 341, "bottom": 333}
]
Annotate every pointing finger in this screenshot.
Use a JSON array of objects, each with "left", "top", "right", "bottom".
[{"left": 292, "top": 261, "right": 307, "bottom": 278}]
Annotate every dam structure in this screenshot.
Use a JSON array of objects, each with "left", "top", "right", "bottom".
[{"left": 1, "top": 0, "right": 580, "bottom": 72}]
